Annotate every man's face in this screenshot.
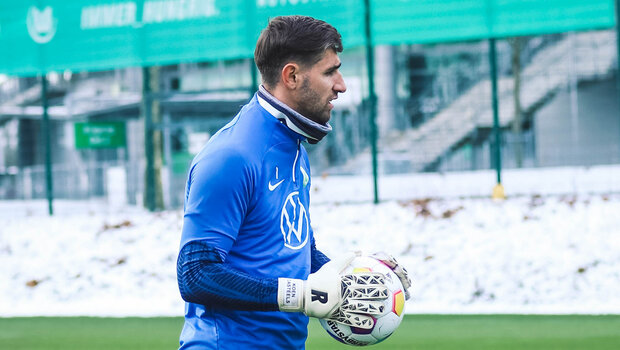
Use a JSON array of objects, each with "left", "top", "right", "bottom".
[{"left": 295, "top": 50, "right": 347, "bottom": 124}]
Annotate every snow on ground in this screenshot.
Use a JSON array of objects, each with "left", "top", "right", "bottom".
[{"left": 1, "top": 166, "right": 619, "bottom": 316}]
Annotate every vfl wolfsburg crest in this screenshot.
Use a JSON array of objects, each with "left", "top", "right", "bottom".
[
  {"left": 27, "top": 6, "right": 57, "bottom": 44},
  {"left": 280, "top": 191, "right": 309, "bottom": 250}
]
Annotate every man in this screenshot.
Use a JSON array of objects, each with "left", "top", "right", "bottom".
[{"left": 177, "top": 15, "right": 410, "bottom": 349}]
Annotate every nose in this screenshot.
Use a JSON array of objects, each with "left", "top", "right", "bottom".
[{"left": 334, "top": 72, "right": 346, "bottom": 94}]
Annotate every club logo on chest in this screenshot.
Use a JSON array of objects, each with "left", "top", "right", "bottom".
[{"left": 280, "top": 191, "right": 309, "bottom": 250}]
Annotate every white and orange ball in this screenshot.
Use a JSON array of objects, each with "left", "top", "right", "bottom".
[{"left": 319, "top": 255, "right": 406, "bottom": 346}]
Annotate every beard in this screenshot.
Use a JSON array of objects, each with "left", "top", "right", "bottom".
[{"left": 295, "top": 78, "right": 331, "bottom": 125}]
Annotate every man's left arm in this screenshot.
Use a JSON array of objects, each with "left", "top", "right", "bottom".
[{"left": 310, "top": 236, "right": 330, "bottom": 273}]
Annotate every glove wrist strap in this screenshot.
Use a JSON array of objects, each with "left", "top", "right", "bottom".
[{"left": 277, "top": 278, "right": 304, "bottom": 312}]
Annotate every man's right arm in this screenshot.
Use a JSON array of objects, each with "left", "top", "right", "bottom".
[
  {"left": 177, "top": 239, "right": 279, "bottom": 311},
  {"left": 178, "top": 148, "right": 278, "bottom": 310},
  {"left": 178, "top": 240, "right": 388, "bottom": 330}
]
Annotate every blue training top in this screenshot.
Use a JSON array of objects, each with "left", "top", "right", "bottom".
[{"left": 179, "top": 93, "right": 315, "bottom": 349}]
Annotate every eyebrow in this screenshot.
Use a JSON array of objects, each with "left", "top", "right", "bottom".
[{"left": 325, "top": 62, "right": 341, "bottom": 74}]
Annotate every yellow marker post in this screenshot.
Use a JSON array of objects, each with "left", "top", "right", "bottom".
[{"left": 492, "top": 183, "right": 506, "bottom": 200}]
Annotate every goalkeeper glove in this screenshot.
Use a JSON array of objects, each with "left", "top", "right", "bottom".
[
  {"left": 277, "top": 251, "right": 389, "bottom": 329},
  {"left": 370, "top": 252, "right": 412, "bottom": 300}
]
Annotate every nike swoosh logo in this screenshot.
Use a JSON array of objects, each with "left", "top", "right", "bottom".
[{"left": 268, "top": 179, "right": 285, "bottom": 191}]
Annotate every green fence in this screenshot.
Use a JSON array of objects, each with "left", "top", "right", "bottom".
[{"left": 1, "top": 0, "right": 619, "bottom": 211}]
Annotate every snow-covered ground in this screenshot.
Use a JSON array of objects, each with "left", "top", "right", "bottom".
[{"left": 1, "top": 165, "right": 619, "bottom": 316}]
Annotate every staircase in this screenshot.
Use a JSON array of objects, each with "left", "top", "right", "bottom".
[{"left": 332, "top": 30, "right": 617, "bottom": 174}]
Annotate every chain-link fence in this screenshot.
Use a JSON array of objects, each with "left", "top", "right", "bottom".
[{"left": 1, "top": 29, "right": 619, "bottom": 209}]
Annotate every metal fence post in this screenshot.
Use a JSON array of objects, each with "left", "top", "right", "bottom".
[
  {"left": 246, "top": 0, "right": 258, "bottom": 97},
  {"left": 41, "top": 74, "right": 54, "bottom": 215},
  {"left": 364, "top": 0, "right": 379, "bottom": 204},
  {"left": 489, "top": 38, "right": 505, "bottom": 200},
  {"left": 143, "top": 66, "right": 156, "bottom": 211},
  {"left": 616, "top": 0, "right": 620, "bottom": 161}
]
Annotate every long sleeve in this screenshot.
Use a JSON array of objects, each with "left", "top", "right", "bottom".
[{"left": 177, "top": 240, "right": 279, "bottom": 311}]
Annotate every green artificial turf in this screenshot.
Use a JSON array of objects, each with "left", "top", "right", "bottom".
[
  {"left": 0, "top": 317, "right": 182, "bottom": 350},
  {"left": 307, "top": 315, "right": 620, "bottom": 349},
  {"left": 0, "top": 315, "right": 618, "bottom": 349}
]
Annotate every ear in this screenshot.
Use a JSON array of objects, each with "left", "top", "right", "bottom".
[{"left": 281, "top": 62, "right": 301, "bottom": 89}]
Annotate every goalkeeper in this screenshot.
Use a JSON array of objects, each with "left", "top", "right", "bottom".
[{"left": 177, "top": 15, "right": 410, "bottom": 349}]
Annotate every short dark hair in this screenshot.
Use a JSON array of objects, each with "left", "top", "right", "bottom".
[{"left": 254, "top": 15, "right": 343, "bottom": 88}]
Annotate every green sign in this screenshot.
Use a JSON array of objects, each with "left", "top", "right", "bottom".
[
  {"left": 74, "top": 122, "right": 126, "bottom": 148},
  {"left": 0, "top": 0, "right": 615, "bottom": 76}
]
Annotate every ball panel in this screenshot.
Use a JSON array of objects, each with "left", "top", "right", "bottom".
[
  {"left": 392, "top": 290, "right": 405, "bottom": 316},
  {"left": 350, "top": 316, "right": 376, "bottom": 335},
  {"left": 321, "top": 319, "right": 377, "bottom": 346},
  {"left": 346, "top": 333, "right": 379, "bottom": 346},
  {"left": 371, "top": 312, "right": 402, "bottom": 339},
  {"left": 326, "top": 329, "right": 347, "bottom": 344},
  {"left": 347, "top": 257, "right": 378, "bottom": 271},
  {"left": 320, "top": 318, "right": 352, "bottom": 336}
]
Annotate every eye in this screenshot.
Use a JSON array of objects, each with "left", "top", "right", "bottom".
[{"left": 325, "top": 69, "right": 337, "bottom": 76}]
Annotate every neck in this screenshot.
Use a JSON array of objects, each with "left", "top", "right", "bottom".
[
  {"left": 264, "top": 84, "right": 297, "bottom": 112},
  {"left": 257, "top": 85, "right": 331, "bottom": 144}
]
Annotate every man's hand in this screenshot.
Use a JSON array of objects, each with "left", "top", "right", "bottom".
[
  {"left": 277, "top": 252, "right": 389, "bottom": 329},
  {"left": 370, "top": 252, "right": 412, "bottom": 300}
]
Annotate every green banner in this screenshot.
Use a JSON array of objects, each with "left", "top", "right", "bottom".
[
  {"left": 372, "top": 0, "right": 616, "bottom": 45},
  {"left": 75, "top": 121, "right": 126, "bottom": 148},
  {"left": 253, "top": 0, "right": 365, "bottom": 49},
  {"left": 0, "top": 0, "right": 251, "bottom": 76},
  {"left": 0, "top": 0, "right": 616, "bottom": 76},
  {"left": 0, "top": 0, "right": 365, "bottom": 76}
]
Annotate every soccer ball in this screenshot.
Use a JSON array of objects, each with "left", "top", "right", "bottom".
[{"left": 319, "top": 255, "right": 406, "bottom": 346}]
